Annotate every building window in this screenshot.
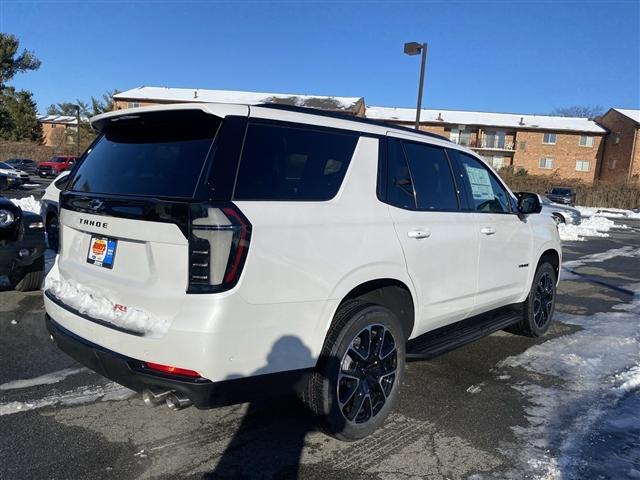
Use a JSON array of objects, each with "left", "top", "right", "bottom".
[
  {"left": 542, "top": 132, "right": 557, "bottom": 144},
  {"left": 518, "top": 141, "right": 527, "bottom": 151},
  {"left": 579, "top": 135, "right": 594, "bottom": 147},
  {"left": 608, "top": 159, "right": 617, "bottom": 170},
  {"left": 51, "top": 123, "right": 57, "bottom": 129},
  {"left": 450, "top": 127, "right": 473, "bottom": 147},
  {"left": 483, "top": 130, "right": 506, "bottom": 149},
  {"left": 481, "top": 155, "right": 505, "bottom": 169},
  {"left": 128, "top": 102, "right": 140, "bottom": 108},
  {"left": 539, "top": 157, "right": 554, "bottom": 169},
  {"left": 576, "top": 160, "right": 591, "bottom": 172}
]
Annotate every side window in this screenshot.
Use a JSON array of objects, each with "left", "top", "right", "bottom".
[
  {"left": 402, "top": 142, "right": 458, "bottom": 211},
  {"left": 386, "top": 138, "right": 415, "bottom": 209},
  {"left": 453, "top": 151, "right": 511, "bottom": 213},
  {"left": 233, "top": 123, "right": 358, "bottom": 201}
]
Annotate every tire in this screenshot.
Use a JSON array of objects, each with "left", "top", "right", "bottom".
[
  {"left": 507, "top": 262, "right": 556, "bottom": 337},
  {"left": 552, "top": 213, "right": 565, "bottom": 225},
  {"left": 9, "top": 255, "right": 45, "bottom": 292},
  {"left": 46, "top": 214, "right": 59, "bottom": 252},
  {"left": 302, "top": 300, "right": 405, "bottom": 441}
]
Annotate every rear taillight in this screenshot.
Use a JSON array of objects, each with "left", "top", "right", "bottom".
[{"left": 187, "top": 203, "right": 251, "bottom": 293}]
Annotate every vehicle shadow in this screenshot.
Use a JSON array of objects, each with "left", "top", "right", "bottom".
[{"left": 201, "top": 335, "right": 343, "bottom": 480}]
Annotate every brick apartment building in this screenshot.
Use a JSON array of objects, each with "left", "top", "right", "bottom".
[
  {"left": 37, "top": 115, "right": 79, "bottom": 147},
  {"left": 366, "top": 107, "right": 606, "bottom": 182},
  {"left": 52, "top": 86, "right": 636, "bottom": 184},
  {"left": 112, "top": 86, "right": 366, "bottom": 116},
  {"left": 595, "top": 108, "right": 640, "bottom": 183}
]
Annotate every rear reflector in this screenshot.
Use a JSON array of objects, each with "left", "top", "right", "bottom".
[{"left": 145, "top": 362, "right": 201, "bottom": 378}]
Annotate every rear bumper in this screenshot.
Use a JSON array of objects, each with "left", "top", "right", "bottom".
[{"left": 46, "top": 314, "right": 311, "bottom": 408}]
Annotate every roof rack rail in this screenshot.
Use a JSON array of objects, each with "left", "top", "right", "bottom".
[{"left": 254, "top": 103, "right": 450, "bottom": 142}]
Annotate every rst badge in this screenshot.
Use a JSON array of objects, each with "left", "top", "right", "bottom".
[{"left": 87, "top": 235, "right": 117, "bottom": 269}]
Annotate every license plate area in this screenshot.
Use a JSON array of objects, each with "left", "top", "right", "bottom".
[{"left": 87, "top": 235, "right": 117, "bottom": 269}]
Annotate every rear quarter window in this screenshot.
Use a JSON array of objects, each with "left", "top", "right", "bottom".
[{"left": 233, "top": 123, "right": 359, "bottom": 201}]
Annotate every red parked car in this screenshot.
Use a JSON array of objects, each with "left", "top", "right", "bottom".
[{"left": 38, "top": 156, "right": 78, "bottom": 178}]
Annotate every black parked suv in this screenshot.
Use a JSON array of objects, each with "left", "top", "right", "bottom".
[
  {"left": 546, "top": 187, "right": 576, "bottom": 206},
  {"left": 5, "top": 158, "right": 38, "bottom": 175},
  {"left": 0, "top": 196, "right": 46, "bottom": 291}
]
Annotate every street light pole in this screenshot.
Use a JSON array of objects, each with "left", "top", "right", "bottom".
[
  {"left": 75, "top": 105, "right": 81, "bottom": 156},
  {"left": 404, "top": 42, "right": 428, "bottom": 130}
]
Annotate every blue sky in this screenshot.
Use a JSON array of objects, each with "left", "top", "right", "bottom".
[{"left": 2, "top": 0, "right": 639, "bottom": 115}]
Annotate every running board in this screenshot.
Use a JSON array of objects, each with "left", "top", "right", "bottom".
[{"left": 406, "top": 303, "right": 524, "bottom": 361}]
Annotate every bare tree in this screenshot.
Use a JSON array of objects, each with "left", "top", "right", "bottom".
[{"left": 550, "top": 105, "right": 604, "bottom": 119}]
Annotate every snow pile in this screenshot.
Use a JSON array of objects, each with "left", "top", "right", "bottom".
[
  {"left": 10, "top": 195, "right": 41, "bottom": 214},
  {"left": 0, "top": 382, "right": 133, "bottom": 416},
  {"left": 577, "top": 205, "right": 640, "bottom": 219},
  {"left": 558, "top": 215, "right": 627, "bottom": 241},
  {"left": 45, "top": 271, "right": 169, "bottom": 336},
  {"left": 495, "top": 286, "right": 640, "bottom": 478},
  {"left": 0, "top": 368, "right": 84, "bottom": 391}
]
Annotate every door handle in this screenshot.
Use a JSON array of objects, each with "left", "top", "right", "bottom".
[
  {"left": 480, "top": 226, "right": 497, "bottom": 235},
  {"left": 407, "top": 230, "right": 431, "bottom": 239}
]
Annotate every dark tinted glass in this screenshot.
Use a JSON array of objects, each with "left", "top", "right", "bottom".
[
  {"left": 386, "top": 138, "right": 416, "bottom": 209},
  {"left": 402, "top": 142, "right": 458, "bottom": 211},
  {"left": 54, "top": 174, "right": 70, "bottom": 189},
  {"left": 233, "top": 123, "right": 358, "bottom": 201},
  {"left": 69, "top": 111, "right": 220, "bottom": 198},
  {"left": 551, "top": 187, "right": 571, "bottom": 195},
  {"left": 453, "top": 152, "right": 511, "bottom": 213}
]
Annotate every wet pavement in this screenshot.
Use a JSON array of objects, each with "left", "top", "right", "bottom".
[{"left": 0, "top": 217, "right": 638, "bottom": 479}]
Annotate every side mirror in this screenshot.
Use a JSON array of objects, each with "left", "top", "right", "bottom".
[{"left": 516, "top": 192, "right": 542, "bottom": 216}]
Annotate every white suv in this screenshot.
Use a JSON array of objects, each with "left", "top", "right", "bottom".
[{"left": 44, "top": 103, "right": 561, "bottom": 440}]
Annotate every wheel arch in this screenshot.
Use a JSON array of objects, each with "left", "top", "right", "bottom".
[
  {"left": 538, "top": 248, "right": 560, "bottom": 281},
  {"left": 333, "top": 278, "right": 416, "bottom": 341}
]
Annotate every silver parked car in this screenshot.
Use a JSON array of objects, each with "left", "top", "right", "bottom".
[{"left": 540, "top": 195, "right": 581, "bottom": 224}]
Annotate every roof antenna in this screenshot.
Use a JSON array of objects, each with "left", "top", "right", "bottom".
[
  {"left": 437, "top": 112, "right": 443, "bottom": 121},
  {"left": 194, "top": 90, "right": 198, "bottom": 99},
  {"left": 519, "top": 116, "right": 525, "bottom": 125}
]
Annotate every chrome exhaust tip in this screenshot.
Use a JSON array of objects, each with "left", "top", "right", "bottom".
[
  {"left": 142, "top": 389, "right": 173, "bottom": 407},
  {"left": 166, "top": 392, "right": 193, "bottom": 411}
]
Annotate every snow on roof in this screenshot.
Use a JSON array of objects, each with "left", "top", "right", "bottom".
[
  {"left": 365, "top": 106, "right": 606, "bottom": 133},
  {"left": 37, "top": 115, "right": 79, "bottom": 124},
  {"left": 613, "top": 108, "right": 640, "bottom": 124},
  {"left": 115, "top": 86, "right": 363, "bottom": 112}
]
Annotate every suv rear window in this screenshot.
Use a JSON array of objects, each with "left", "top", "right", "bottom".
[
  {"left": 550, "top": 187, "right": 571, "bottom": 195},
  {"left": 69, "top": 111, "right": 220, "bottom": 198},
  {"left": 233, "top": 123, "right": 359, "bottom": 201}
]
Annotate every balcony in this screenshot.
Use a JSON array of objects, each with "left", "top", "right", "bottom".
[
  {"left": 449, "top": 136, "right": 515, "bottom": 152},
  {"left": 475, "top": 139, "right": 515, "bottom": 151}
]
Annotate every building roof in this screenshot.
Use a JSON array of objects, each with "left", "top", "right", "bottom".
[
  {"left": 114, "top": 86, "right": 364, "bottom": 113},
  {"left": 613, "top": 108, "right": 640, "bottom": 125},
  {"left": 37, "top": 115, "right": 80, "bottom": 125},
  {"left": 365, "top": 106, "right": 607, "bottom": 133}
]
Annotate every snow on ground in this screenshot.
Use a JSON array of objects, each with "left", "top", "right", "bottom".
[
  {"left": 563, "top": 246, "right": 640, "bottom": 270},
  {"left": 558, "top": 215, "right": 628, "bottom": 242},
  {"left": 45, "top": 268, "right": 169, "bottom": 336},
  {"left": 576, "top": 205, "right": 640, "bottom": 219},
  {"left": 494, "top": 285, "right": 640, "bottom": 479},
  {"left": 10, "top": 195, "right": 41, "bottom": 214},
  {"left": 0, "top": 368, "right": 85, "bottom": 391},
  {"left": 0, "top": 382, "right": 134, "bottom": 416}
]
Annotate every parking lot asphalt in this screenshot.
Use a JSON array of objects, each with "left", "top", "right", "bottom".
[{"left": 0, "top": 214, "right": 638, "bottom": 479}]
